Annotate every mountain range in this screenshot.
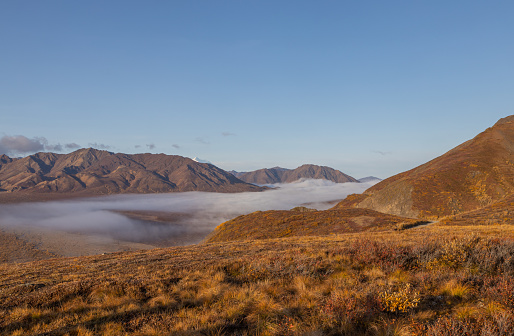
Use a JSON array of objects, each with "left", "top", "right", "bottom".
[
  {"left": 4, "top": 115, "right": 513, "bottom": 222},
  {"left": 231, "top": 165, "right": 358, "bottom": 184},
  {"left": 0, "top": 148, "right": 264, "bottom": 195}
]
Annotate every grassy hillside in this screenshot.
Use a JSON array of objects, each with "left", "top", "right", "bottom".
[
  {"left": 341, "top": 116, "right": 514, "bottom": 219},
  {"left": 3, "top": 226, "right": 514, "bottom": 335},
  {"left": 439, "top": 194, "right": 514, "bottom": 226},
  {"left": 205, "top": 207, "right": 420, "bottom": 243}
]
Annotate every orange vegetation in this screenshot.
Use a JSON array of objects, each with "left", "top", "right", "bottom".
[
  {"left": 3, "top": 226, "right": 514, "bottom": 335},
  {"left": 205, "top": 207, "right": 418, "bottom": 243}
]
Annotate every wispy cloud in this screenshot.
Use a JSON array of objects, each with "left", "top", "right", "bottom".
[
  {"left": 222, "top": 132, "right": 236, "bottom": 137},
  {"left": 372, "top": 150, "right": 392, "bottom": 156},
  {"left": 195, "top": 137, "right": 210, "bottom": 145},
  {"left": 65, "top": 143, "right": 81, "bottom": 150},
  {"left": 88, "top": 142, "right": 112, "bottom": 150},
  {"left": 146, "top": 144, "right": 156, "bottom": 150},
  {"left": 0, "top": 135, "right": 45, "bottom": 155},
  {"left": 0, "top": 135, "right": 62, "bottom": 155},
  {"left": 44, "top": 143, "right": 63, "bottom": 152},
  {"left": 172, "top": 144, "right": 181, "bottom": 149}
]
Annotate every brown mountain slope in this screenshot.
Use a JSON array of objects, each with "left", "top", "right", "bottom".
[
  {"left": 204, "top": 207, "right": 417, "bottom": 243},
  {"left": 235, "top": 164, "right": 358, "bottom": 184},
  {"left": 0, "top": 148, "right": 264, "bottom": 195},
  {"left": 0, "top": 154, "right": 14, "bottom": 168},
  {"left": 335, "top": 115, "right": 514, "bottom": 219},
  {"left": 439, "top": 193, "right": 514, "bottom": 226}
]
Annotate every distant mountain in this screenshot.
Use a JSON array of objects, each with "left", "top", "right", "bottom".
[
  {"left": 233, "top": 165, "right": 358, "bottom": 184},
  {"left": 228, "top": 170, "right": 244, "bottom": 178},
  {"left": 0, "top": 148, "right": 265, "bottom": 195},
  {"left": 336, "top": 115, "right": 514, "bottom": 219},
  {"left": 358, "top": 176, "right": 382, "bottom": 183},
  {"left": 0, "top": 154, "right": 14, "bottom": 168}
]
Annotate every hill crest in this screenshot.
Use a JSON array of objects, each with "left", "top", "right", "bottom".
[
  {"left": 233, "top": 164, "right": 358, "bottom": 184},
  {"left": 336, "top": 115, "right": 514, "bottom": 219}
]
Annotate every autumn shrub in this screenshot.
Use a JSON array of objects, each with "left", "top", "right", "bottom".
[
  {"left": 320, "top": 290, "right": 382, "bottom": 333},
  {"left": 465, "top": 238, "right": 514, "bottom": 275},
  {"left": 345, "top": 240, "right": 414, "bottom": 272},
  {"left": 379, "top": 283, "right": 420, "bottom": 314},
  {"left": 421, "top": 311, "right": 514, "bottom": 336},
  {"left": 484, "top": 275, "right": 514, "bottom": 308},
  {"left": 422, "top": 316, "right": 481, "bottom": 336}
]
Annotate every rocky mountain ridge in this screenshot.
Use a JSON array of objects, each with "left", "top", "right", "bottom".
[
  {"left": 0, "top": 148, "right": 264, "bottom": 195},
  {"left": 232, "top": 164, "right": 358, "bottom": 184}
]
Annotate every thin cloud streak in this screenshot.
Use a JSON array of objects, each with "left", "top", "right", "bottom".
[
  {"left": 372, "top": 150, "right": 392, "bottom": 156},
  {"left": 194, "top": 137, "right": 210, "bottom": 145}
]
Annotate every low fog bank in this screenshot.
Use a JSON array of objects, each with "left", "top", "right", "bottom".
[{"left": 0, "top": 179, "right": 377, "bottom": 246}]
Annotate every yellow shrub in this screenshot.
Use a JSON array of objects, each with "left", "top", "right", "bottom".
[{"left": 379, "top": 284, "right": 420, "bottom": 313}]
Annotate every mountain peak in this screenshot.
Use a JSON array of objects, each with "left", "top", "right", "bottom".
[
  {"left": 74, "top": 147, "right": 113, "bottom": 155},
  {"left": 494, "top": 115, "right": 514, "bottom": 127},
  {"left": 235, "top": 164, "right": 357, "bottom": 184},
  {"left": 0, "top": 151, "right": 264, "bottom": 195}
]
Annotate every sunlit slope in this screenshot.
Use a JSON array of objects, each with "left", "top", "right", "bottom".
[
  {"left": 204, "top": 207, "right": 417, "bottom": 243},
  {"left": 336, "top": 116, "right": 514, "bottom": 219},
  {"left": 439, "top": 193, "right": 514, "bottom": 226},
  {"left": 0, "top": 148, "right": 264, "bottom": 195}
]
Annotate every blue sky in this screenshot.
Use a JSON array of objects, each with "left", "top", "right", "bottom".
[{"left": 1, "top": 1, "right": 513, "bottom": 178}]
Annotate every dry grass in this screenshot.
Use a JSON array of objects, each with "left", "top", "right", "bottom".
[
  {"left": 205, "top": 207, "right": 418, "bottom": 243},
  {"left": 440, "top": 193, "right": 514, "bottom": 226},
  {"left": 0, "top": 229, "right": 57, "bottom": 263},
  {"left": 2, "top": 225, "right": 514, "bottom": 335}
]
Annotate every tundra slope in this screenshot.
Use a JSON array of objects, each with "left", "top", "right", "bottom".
[{"left": 337, "top": 115, "right": 514, "bottom": 219}]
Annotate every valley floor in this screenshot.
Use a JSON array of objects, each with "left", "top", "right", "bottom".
[
  {"left": 2, "top": 224, "right": 514, "bottom": 335},
  {"left": 0, "top": 225, "right": 155, "bottom": 263}
]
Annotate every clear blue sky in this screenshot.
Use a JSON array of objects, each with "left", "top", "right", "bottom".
[{"left": 1, "top": 1, "right": 513, "bottom": 178}]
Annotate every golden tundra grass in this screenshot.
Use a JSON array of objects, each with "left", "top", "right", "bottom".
[{"left": 3, "top": 225, "right": 514, "bottom": 335}]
